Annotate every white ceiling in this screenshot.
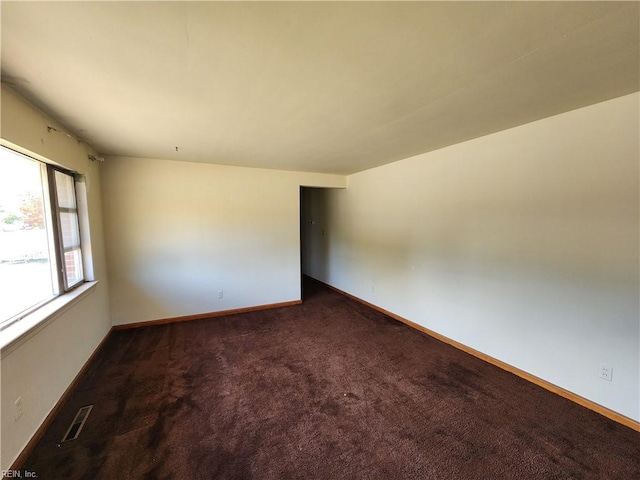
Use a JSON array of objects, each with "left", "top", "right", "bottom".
[{"left": 2, "top": 1, "right": 638, "bottom": 175}]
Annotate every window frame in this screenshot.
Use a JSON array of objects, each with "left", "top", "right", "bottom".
[
  {"left": 0, "top": 146, "right": 86, "bottom": 330},
  {"left": 48, "top": 166, "right": 85, "bottom": 291}
]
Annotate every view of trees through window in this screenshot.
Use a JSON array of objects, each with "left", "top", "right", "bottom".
[{"left": 0, "top": 148, "right": 54, "bottom": 322}]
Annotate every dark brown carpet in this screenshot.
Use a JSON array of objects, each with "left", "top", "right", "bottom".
[{"left": 22, "top": 277, "right": 639, "bottom": 479}]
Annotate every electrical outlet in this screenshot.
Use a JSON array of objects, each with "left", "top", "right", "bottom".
[
  {"left": 218, "top": 291, "right": 223, "bottom": 299},
  {"left": 599, "top": 364, "right": 613, "bottom": 382},
  {"left": 14, "top": 397, "right": 23, "bottom": 421}
]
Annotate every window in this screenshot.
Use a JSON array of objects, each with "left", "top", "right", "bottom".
[
  {"left": 52, "top": 169, "right": 84, "bottom": 289},
  {"left": 0, "top": 146, "right": 85, "bottom": 327}
]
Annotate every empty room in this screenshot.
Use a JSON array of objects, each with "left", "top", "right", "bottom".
[{"left": 1, "top": 1, "right": 639, "bottom": 479}]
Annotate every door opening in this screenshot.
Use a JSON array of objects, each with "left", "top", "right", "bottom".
[{"left": 300, "top": 186, "right": 333, "bottom": 300}]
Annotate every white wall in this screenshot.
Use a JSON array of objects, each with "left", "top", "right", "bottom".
[
  {"left": 0, "top": 85, "right": 112, "bottom": 469},
  {"left": 101, "top": 156, "right": 345, "bottom": 326},
  {"left": 305, "top": 93, "right": 640, "bottom": 421}
]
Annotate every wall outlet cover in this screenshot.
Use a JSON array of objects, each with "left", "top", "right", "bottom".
[{"left": 599, "top": 364, "right": 613, "bottom": 382}]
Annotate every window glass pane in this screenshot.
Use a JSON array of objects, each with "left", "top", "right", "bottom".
[
  {"left": 60, "top": 212, "right": 81, "bottom": 248},
  {"left": 0, "top": 147, "right": 55, "bottom": 323},
  {"left": 53, "top": 169, "right": 84, "bottom": 290},
  {"left": 54, "top": 170, "right": 76, "bottom": 209},
  {"left": 63, "top": 249, "right": 83, "bottom": 288}
]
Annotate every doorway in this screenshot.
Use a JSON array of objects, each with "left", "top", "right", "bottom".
[{"left": 300, "top": 186, "right": 332, "bottom": 300}]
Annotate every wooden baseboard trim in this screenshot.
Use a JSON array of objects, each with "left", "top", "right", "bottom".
[
  {"left": 112, "top": 300, "right": 302, "bottom": 331},
  {"left": 317, "top": 278, "right": 640, "bottom": 433},
  {"left": 8, "top": 328, "right": 113, "bottom": 474}
]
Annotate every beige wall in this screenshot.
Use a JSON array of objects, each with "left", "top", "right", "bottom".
[
  {"left": 101, "top": 156, "right": 345, "bottom": 326},
  {"left": 1, "top": 82, "right": 637, "bottom": 468},
  {"left": 304, "top": 93, "right": 640, "bottom": 421},
  {"left": 0, "top": 85, "right": 112, "bottom": 469}
]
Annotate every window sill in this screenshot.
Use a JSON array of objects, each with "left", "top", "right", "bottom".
[{"left": 0, "top": 281, "right": 99, "bottom": 355}]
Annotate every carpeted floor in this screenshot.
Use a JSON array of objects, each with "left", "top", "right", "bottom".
[{"left": 22, "top": 277, "right": 640, "bottom": 479}]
